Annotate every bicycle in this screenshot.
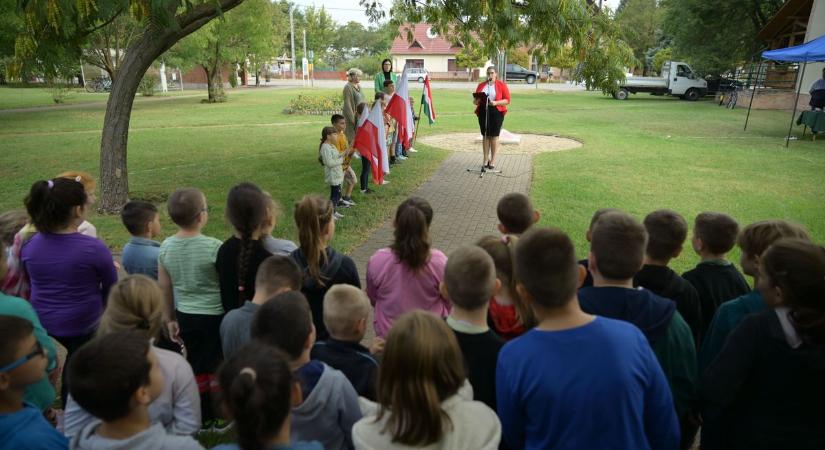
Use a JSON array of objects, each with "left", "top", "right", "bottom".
[
  {"left": 718, "top": 82, "right": 741, "bottom": 109},
  {"left": 84, "top": 76, "right": 112, "bottom": 93}
]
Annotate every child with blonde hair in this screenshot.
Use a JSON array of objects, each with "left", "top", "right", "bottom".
[
  {"left": 64, "top": 275, "right": 201, "bottom": 438},
  {"left": 353, "top": 311, "right": 501, "bottom": 450},
  {"left": 311, "top": 285, "right": 381, "bottom": 400},
  {"left": 260, "top": 192, "right": 298, "bottom": 256}
]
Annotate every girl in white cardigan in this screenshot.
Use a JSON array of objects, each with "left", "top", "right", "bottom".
[
  {"left": 319, "top": 126, "right": 345, "bottom": 220},
  {"left": 352, "top": 311, "right": 501, "bottom": 450}
]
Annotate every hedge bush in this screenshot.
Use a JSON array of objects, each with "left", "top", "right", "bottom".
[{"left": 283, "top": 92, "right": 344, "bottom": 115}]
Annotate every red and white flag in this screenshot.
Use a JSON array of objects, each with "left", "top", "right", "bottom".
[
  {"left": 385, "top": 66, "right": 414, "bottom": 148},
  {"left": 353, "top": 101, "right": 388, "bottom": 185}
]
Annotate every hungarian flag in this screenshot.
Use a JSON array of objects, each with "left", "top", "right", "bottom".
[
  {"left": 353, "top": 101, "right": 388, "bottom": 185},
  {"left": 421, "top": 75, "right": 436, "bottom": 124},
  {"left": 385, "top": 67, "right": 414, "bottom": 148}
]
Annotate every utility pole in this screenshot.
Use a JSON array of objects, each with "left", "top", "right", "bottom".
[
  {"left": 303, "top": 29, "right": 308, "bottom": 86},
  {"left": 289, "top": 6, "right": 296, "bottom": 80}
]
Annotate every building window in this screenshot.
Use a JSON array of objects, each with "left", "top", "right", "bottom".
[{"left": 405, "top": 59, "right": 424, "bottom": 69}]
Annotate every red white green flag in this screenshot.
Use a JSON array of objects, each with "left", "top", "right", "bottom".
[{"left": 421, "top": 75, "right": 436, "bottom": 125}]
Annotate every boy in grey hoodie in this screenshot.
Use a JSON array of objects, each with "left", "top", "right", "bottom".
[
  {"left": 67, "top": 330, "right": 203, "bottom": 450},
  {"left": 252, "top": 290, "right": 362, "bottom": 450}
]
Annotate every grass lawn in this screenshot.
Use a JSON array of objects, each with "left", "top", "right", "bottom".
[
  {"left": 2, "top": 85, "right": 823, "bottom": 447},
  {"left": 1, "top": 85, "right": 823, "bottom": 274},
  {"left": 522, "top": 93, "right": 825, "bottom": 275},
  {"left": 0, "top": 86, "right": 449, "bottom": 254},
  {"left": 0, "top": 86, "right": 208, "bottom": 110}
]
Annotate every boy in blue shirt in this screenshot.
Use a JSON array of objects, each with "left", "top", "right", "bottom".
[
  {"left": 0, "top": 315, "right": 67, "bottom": 450},
  {"left": 497, "top": 227, "right": 679, "bottom": 450},
  {"left": 120, "top": 200, "right": 162, "bottom": 279},
  {"left": 578, "top": 211, "right": 697, "bottom": 448}
]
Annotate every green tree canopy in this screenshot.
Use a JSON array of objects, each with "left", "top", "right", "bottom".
[
  {"left": 662, "top": 0, "right": 783, "bottom": 76},
  {"left": 168, "top": 0, "right": 282, "bottom": 99},
  {"left": 615, "top": 0, "right": 662, "bottom": 74},
  {"left": 365, "top": 0, "right": 634, "bottom": 94},
  {"left": 13, "top": 0, "right": 248, "bottom": 211}
]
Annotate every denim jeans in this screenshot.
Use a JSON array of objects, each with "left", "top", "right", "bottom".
[
  {"left": 360, "top": 157, "right": 371, "bottom": 190},
  {"left": 331, "top": 184, "right": 341, "bottom": 208}
]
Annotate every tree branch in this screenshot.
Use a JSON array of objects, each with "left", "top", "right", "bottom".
[
  {"left": 79, "top": 9, "right": 125, "bottom": 39},
  {"left": 175, "top": 0, "right": 246, "bottom": 39}
]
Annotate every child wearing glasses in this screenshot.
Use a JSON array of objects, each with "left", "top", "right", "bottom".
[{"left": 0, "top": 315, "right": 67, "bottom": 449}]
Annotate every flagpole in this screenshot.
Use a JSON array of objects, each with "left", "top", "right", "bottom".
[{"left": 411, "top": 97, "right": 425, "bottom": 148}]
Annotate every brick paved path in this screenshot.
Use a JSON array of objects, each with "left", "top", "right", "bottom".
[{"left": 349, "top": 150, "right": 533, "bottom": 293}]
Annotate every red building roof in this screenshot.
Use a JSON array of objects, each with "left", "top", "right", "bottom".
[{"left": 390, "top": 23, "right": 466, "bottom": 55}]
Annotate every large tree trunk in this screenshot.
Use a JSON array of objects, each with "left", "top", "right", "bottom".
[
  {"left": 98, "top": 35, "right": 169, "bottom": 213},
  {"left": 97, "top": 0, "right": 245, "bottom": 213},
  {"left": 204, "top": 64, "right": 226, "bottom": 103}
]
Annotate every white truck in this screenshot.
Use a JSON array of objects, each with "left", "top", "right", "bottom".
[{"left": 613, "top": 61, "right": 707, "bottom": 101}]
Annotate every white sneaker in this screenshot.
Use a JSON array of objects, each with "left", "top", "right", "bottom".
[
  {"left": 381, "top": 180, "right": 390, "bottom": 185},
  {"left": 334, "top": 212, "right": 344, "bottom": 220},
  {"left": 408, "top": 147, "right": 418, "bottom": 153},
  {"left": 342, "top": 198, "right": 356, "bottom": 206},
  {"left": 397, "top": 155, "right": 408, "bottom": 160}
]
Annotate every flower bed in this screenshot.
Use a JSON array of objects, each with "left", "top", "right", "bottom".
[{"left": 283, "top": 92, "right": 343, "bottom": 115}]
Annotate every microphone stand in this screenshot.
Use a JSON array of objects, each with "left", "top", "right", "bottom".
[{"left": 467, "top": 80, "right": 502, "bottom": 179}]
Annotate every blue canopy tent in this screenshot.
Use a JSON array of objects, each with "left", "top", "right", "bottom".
[{"left": 743, "top": 33, "right": 825, "bottom": 146}]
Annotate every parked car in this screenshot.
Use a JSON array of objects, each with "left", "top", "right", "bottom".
[
  {"left": 404, "top": 67, "right": 429, "bottom": 83},
  {"left": 614, "top": 61, "right": 707, "bottom": 101},
  {"left": 504, "top": 64, "right": 538, "bottom": 84},
  {"left": 705, "top": 77, "right": 743, "bottom": 95}
]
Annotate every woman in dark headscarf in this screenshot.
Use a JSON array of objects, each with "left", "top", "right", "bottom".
[{"left": 374, "top": 58, "right": 398, "bottom": 93}]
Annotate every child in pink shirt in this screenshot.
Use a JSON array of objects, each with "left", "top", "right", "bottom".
[{"left": 366, "top": 198, "right": 448, "bottom": 337}]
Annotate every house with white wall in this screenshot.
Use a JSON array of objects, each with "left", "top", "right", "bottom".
[{"left": 390, "top": 23, "right": 490, "bottom": 79}]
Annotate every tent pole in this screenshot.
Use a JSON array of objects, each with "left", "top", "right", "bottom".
[
  {"left": 785, "top": 61, "right": 807, "bottom": 147},
  {"left": 744, "top": 61, "right": 762, "bottom": 131}
]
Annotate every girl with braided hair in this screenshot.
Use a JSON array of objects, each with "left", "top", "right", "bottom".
[{"left": 217, "top": 183, "right": 274, "bottom": 313}]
